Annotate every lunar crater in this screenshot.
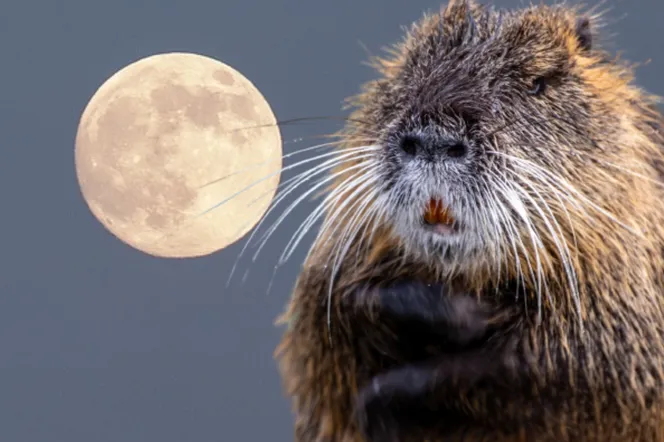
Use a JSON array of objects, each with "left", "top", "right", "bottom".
[{"left": 75, "top": 52, "right": 282, "bottom": 258}]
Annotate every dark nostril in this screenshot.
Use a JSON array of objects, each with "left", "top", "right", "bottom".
[
  {"left": 399, "top": 135, "right": 422, "bottom": 156},
  {"left": 445, "top": 142, "right": 468, "bottom": 159}
]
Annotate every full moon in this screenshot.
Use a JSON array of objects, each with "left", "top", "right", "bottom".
[{"left": 75, "top": 52, "right": 282, "bottom": 258}]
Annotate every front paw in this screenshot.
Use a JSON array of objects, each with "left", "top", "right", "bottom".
[
  {"left": 354, "top": 365, "right": 433, "bottom": 442},
  {"left": 352, "top": 279, "right": 492, "bottom": 349},
  {"left": 355, "top": 394, "right": 399, "bottom": 442}
]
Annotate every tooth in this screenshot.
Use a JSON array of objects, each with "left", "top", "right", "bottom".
[
  {"left": 424, "top": 207, "right": 436, "bottom": 224},
  {"left": 439, "top": 207, "right": 448, "bottom": 223},
  {"left": 424, "top": 198, "right": 456, "bottom": 225}
]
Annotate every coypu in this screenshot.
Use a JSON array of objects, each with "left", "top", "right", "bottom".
[{"left": 275, "top": 1, "right": 664, "bottom": 441}]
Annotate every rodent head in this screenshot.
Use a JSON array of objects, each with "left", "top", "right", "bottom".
[{"left": 337, "top": 1, "right": 663, "bottom": 286}]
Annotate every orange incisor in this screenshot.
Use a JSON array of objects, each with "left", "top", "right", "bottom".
[{"left": 423, "top": 198, "right": 454, "bottom": 225}]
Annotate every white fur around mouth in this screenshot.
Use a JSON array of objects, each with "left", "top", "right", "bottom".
[{"left": 423, "top": 221, "right": 460, "bottom": 236}]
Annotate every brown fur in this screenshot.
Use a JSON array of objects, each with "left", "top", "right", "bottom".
[{"left": 275, "top": 1, "right": 664, "bottom": 441}]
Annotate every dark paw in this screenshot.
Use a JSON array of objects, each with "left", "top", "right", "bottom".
[
  {"left": 354, "top": 279, "right": 492, "bottom": 349},
  {"left": 355, "top": 365, "right": 433, "bottom": 441},
  {"left": 355, "top": 399, "right": 400, "bottom": 442}
]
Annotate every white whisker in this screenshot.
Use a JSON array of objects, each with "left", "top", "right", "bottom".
[
  {"left": 595, "top": 158, "right": 664, "bottom": 189},
  {"left": 493, "top": 176, "right": 549, "bottom": 321},
  {"left": 281, "top": 162, "right": 380, "bottom": 265},
  {"left": 513, "top": 172, "right": 581, "bottom": 322},
  {"left": 487, "top": 151, "right": 644, "bottom": 238},
  {"left": 225, "top": 145, "right": 379, "bottom": 286},
  {"left": 199, "top": 137, "right": 374, "bottom": 189},
  {"left": 199, "top": 144, "right": 379, "bottom": 217},
  {"left": 250, "top": 158, "right": 378, "bottom": 264},
  {"left": 325, "top": 189, "right": 380, "bottom": 344}
]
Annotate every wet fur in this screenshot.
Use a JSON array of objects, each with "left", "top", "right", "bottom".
[{"left": 275, "top": 1, "right": 664, "bottom": 441}]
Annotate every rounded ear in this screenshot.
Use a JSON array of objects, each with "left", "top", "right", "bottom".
[
  {"left": 440, "top": 0, "right": 483, "bottom": 37},
  {"left": 575, "top": 17, "right": 592, "bottom": 51},
  {"left": 441, "top": 0, "right": 479, "bottom": 17}
]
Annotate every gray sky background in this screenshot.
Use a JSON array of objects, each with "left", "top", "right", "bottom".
[{"left": 1, "top": 0, "right": 662, "bottom": 441}]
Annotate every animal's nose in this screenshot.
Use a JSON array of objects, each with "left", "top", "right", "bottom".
[
  {"left": 399, "top": 133, "right": 468, "bottom": 161},
  {"left": 399, "top": 134, "right": 425, "bottom": 157},
  {"left": 438, "top": 139, "right": 468, "bottom": 159}
]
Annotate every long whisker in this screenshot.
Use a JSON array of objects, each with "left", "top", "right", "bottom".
[
  {"left": 325, "top": 189, "right": 380, "bottom": 344},
  {"left": 253, "top": 162, "right": 374, "bottom": 296},
  {"left": 198, "top": 137, "right": 375, "bottom": 189},
  {"left": 510, "top": 159, "right": 609, "bottom": 229},
  {"left": 223, "top": 114, "right": 377, "bottom": 134},
  {"left": 250, "top": 156, "right": 378, "bottom": 264},
  {"left": 478, "top": 177, "right": 509, "bottom": 284},
  {"left": 525, "top": 174, "right": 581, "bottom": 256},
  {"left": 280, "top": 162, "right": 379, "bottom": 265},
  {"left": 242, "top": 161, "right": 377, "bottom": 292},
  {"left": 487, "top": 151, "right": 644, "bottom": 238},
  {"left": 278, "top": 170, "right": 381, "bottom": 294},
  {"left": 493, "top": 175, "right": 550, "bottom": 321},
  {"left": 249, "top": 166, "right": 373, "bottom": 293},
  {"left": 226, "top": 148, "right": 379, "bottom": 286},
  {"left": 309, "top": 168, "right": 382, "bottom": 343},
  {"left": 475, "top": 178, "right": 505, "bottom": 280},
  {"left": 494, "top": 176, "right": 541, "bottom": 308},
  {"left": 511, "top": 170, "right": 581, "bottom": 322},
  {"left": 487, "top": 181, "right": 525, "bottom": 302},
  {"left": 198, "top": 144, "right": 378, "bottom": 217},
  {"left": 239, "top": 144, "right": 379, "bottom": 232},
  {"left": 593, "top": 157, "right": 664, "bottom": 189},
  {"left": 492, "top": 179, "right": 531, "bottom": 309},
  {"left": 494, "top": 153, "right": 591, "bottom": 224},
  {"left": 351, "top": 185, "right": 390, "bottom": 267},
  {"left": 311, "top": 170, "right": 382, "bottom": 262}
]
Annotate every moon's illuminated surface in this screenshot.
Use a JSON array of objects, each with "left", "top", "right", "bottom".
[{"left": 75, "top": 52, "right": 282, "bottom": 258}]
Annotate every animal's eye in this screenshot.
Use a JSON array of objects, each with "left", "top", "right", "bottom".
[{"left": 528, "top": 77, "right": 547, "bottom": 96}]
